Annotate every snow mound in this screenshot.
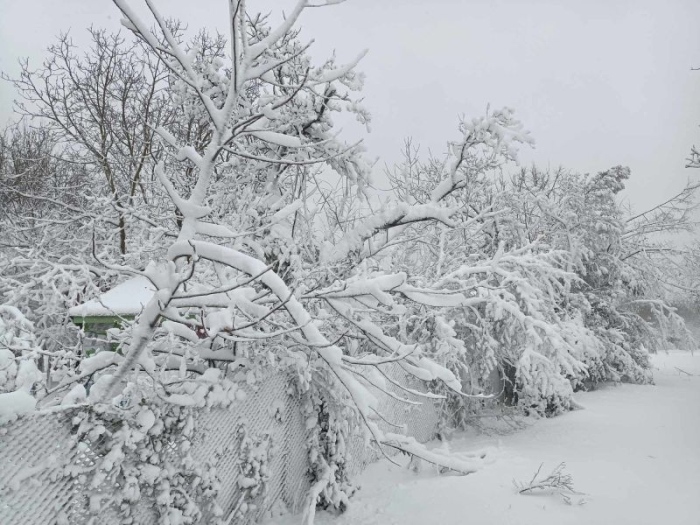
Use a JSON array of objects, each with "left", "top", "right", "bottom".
[{"left": 0, "top": 390, "right": 37, "bottom": 425}]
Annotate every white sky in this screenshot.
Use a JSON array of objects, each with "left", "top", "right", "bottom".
[{"left": 1, "top": 0, "right": 699, "bottom": 213}]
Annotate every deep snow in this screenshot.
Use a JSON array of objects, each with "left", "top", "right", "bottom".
[{"left": 271, "top": 350, "right": 700, "bottom": 525}]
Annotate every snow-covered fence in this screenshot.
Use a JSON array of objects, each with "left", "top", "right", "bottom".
[
  {"left": 0, "top": 371, "right": 310, "bottom": 524},
  {"left": 0, "top": 366, "right": 441, "bottom": 524},
  {"left": 344, "top": 362, "right": 443, "bottom": 479}
]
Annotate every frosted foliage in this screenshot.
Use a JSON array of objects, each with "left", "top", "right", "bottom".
[
  {"left": 516, "top": 349, "right": 575, "bottom": 417},
  {"left": 387, "top": 147, "right": 694, "bottom": 424},
  {"left": 77, "top": 2, "right": 524, "bottom": 500},
  {"left": 0, "top": 306, "right": 44, "bottom": 423},
  {"left": 0, "top": 0, "right": 696, "bottom": 523}
]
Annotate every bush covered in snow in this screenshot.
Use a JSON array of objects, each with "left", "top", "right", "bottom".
[{"left": 0, "top": 305, "right": 44, "bottom": 424}]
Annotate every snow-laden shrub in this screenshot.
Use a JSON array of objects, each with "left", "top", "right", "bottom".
[
  {"left": 63, "top": 369, "right": 256, "bottom": 524},
  {"left": 0, "top": 253, "right": 117, "bottom": 391},
  {"left": 515, "top": 348, "right": 575, "bottom": 417},
  {"left": 0, "top": 304, "right": 45, "bottom": 424},
  {"left": 303, "top": 376, "right": 358, "bottom": 515}
]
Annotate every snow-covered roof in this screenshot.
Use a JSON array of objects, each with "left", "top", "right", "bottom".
[{"left": 68, "top": 276, "right": 156, "bottom": 318}]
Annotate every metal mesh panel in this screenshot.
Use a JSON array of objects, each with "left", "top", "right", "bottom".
[
  {"left": 0, "top": 366, "right": 441, "bottom": 525},
  {"left": 0, "top": 372, "right": 310, "bottom": 525},
  {"left": 0, "top": 407, "right": 130, "bottom": 524},
  {"left": 192, "top": 371, "right": 311, "bottom": 524},
  {"left": 345, "top": 362, "right": 443, "bottom": 478}
]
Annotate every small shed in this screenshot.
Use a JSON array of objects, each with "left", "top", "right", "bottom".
[{"left": 68, "top": 276, "right": 155, "bottom": 353}]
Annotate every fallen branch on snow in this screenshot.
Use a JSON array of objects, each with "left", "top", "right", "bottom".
[
  {"left": 674, "top": 366, "right": 695, "bottom": 376},
  {"left": 514, "top": 462, "right": 587, "bottom": 505}
]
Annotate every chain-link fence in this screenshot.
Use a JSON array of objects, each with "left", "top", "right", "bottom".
[{"left": 0, "top": 365, "right": 441, "bottom": 525}]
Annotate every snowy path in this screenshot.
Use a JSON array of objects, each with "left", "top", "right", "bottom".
[{"left": 273, "top": 351, "right": 700, "bottom": 525}]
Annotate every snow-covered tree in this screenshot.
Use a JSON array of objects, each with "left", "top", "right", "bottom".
[
  {"left": 382, "top": 133, "right": 602, "bottom": 419},
  {"left": 4, "top": 1, "right": 525, "bottom": 521},
  {"left": 3, "top": 2, "right": 697, "bottom": 523},
  {"left": 497, "top": 165, "right": 697, "bottom": 384},
  {"left": 7, "top": 28, "right": 177, "bottom": 257}
]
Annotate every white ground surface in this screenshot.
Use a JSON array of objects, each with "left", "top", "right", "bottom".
[{"left": 273, "top": 351, "right": 700, "bottom": 525}]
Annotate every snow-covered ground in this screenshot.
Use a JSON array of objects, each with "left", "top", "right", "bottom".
[{"left": 273, "top": 350, "right": 700, "bottom": 525}]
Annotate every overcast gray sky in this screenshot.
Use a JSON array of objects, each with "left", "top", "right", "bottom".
[{"left": 1, "top": 0, "right": 699, "bottom": 212}]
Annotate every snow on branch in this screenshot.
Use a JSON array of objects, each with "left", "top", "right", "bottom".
[
  {"left": 322, "top": 203, "right": 459, "bottom": 264},
  {"left": 431, "top": 107, "right": 534, "bottom": 203},
  {"left": 324, "top": 108, "right": 532, "bottom": 267},
  {"left": 311, "top": 49, "right": 368, "bottom": 85}
]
